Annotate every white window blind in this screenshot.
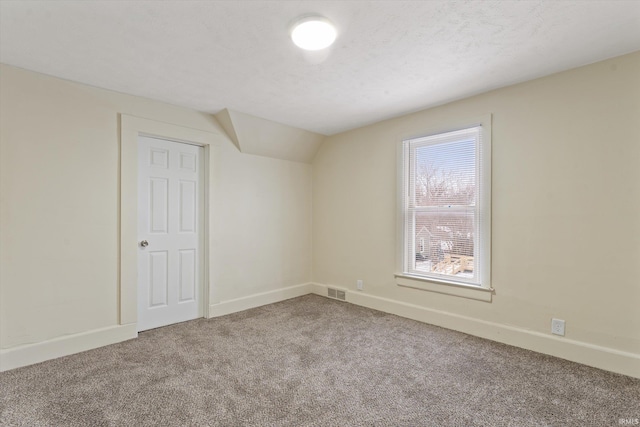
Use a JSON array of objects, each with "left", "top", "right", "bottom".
[{"left": 402, "top": 125, "right": 490, "bottom": 287}]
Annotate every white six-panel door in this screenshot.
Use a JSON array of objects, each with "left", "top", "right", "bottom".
[{"left": 137, "top": 136, "right": 204, "bottom": 331}]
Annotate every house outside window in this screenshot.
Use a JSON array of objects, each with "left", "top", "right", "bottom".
[{"left": 400, "top": 123, "right": 491, "bottom": 288}]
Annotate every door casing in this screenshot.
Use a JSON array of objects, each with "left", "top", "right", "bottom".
[{"left": 119, "top": 114, "right": 222, "bottom": 327}]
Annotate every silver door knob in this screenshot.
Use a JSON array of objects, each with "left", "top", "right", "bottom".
[{"left": 140, "top": 240, "right": 149, "bottom": 247}]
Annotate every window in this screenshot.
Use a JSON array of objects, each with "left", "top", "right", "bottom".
[{"left": 400, "top": 124, "right": 491, "bottom": 288}]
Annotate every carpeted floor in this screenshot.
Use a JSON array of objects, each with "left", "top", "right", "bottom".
[{"left": 0, "top": 295, "right": 638, "bottom": 426}]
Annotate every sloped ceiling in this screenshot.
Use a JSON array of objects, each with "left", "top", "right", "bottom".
[
  {"left": 1, "top": 1, "right": 639, "bottom": 136},
  {"left": 215, "top": 109, "right": 324, "bottom": 163}
]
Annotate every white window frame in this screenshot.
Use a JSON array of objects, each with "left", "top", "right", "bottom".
[{"left": 395, "top": 116, "right": 492, "bottom": 300}]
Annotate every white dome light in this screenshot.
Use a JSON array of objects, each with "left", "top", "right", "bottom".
[{"left": 291, "top": 16, "right": 337, "bottom": 51}]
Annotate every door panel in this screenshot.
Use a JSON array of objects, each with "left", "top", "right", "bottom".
[
  {"left": 150, "top": 178, "right": 169, "bottom": 233},
  {"left": 179, "top": 180, "right": 196, "bottom": 232},
  {"left": 149, "top": 251, "right": 169, "bottom": 307},
  {"left": 138, "top": 136, "right": 204, "bottom": 331},
  {"left": 178, "top": 249, "right": 196, "bottom": 302}
]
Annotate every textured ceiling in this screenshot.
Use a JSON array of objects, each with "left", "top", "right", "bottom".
[{"left": 1, "top": 1, "right": 639, "bottom": 135}]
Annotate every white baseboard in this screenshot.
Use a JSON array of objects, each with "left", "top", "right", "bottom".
[
  {"left": 0, "top": 283, "right": 312, "bottom": 372},
  {"left": 209, "top": 283, "right": 314, "bottom": 317},
  {"left": 4, "top": 284, "right": 637, "bottom": 379},
  {"left": 310, "top": 283, "right": 640, "bottom": 379},
  {"left": 0, "top": 323, "right": 138, "bottom": 372}
]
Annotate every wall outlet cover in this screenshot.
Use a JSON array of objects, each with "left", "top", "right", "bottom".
[{"left": 551, "top": 318, "right": 565, "bottom": 336}]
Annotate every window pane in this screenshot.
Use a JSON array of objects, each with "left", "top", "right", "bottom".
[
  {"left": 413, "top": 211, "right": 476, "bottom": 280},
  {"left": 414, "top": 139, "right": 476, "bottom": 207},
  {"left": 402, "top": 124, "right": 489, "bottom": 288}
]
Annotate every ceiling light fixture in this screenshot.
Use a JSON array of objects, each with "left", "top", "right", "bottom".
[{"left": 290, "top": 16, "right": 337, "bottom": 51}]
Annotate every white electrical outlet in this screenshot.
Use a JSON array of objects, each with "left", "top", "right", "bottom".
[
  {"left": 356, "top": 279, "right": 363, "bottom": 290},
  {"left": 551, "top": 318, "right": 565, "bottom": 336}
]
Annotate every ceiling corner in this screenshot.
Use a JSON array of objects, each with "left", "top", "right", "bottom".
[
  {"left": 213, "top": 109, "right": 326, "bottom": 164},
  {"left": 214, "top": 109, "right": 241, "bottom": 152}
]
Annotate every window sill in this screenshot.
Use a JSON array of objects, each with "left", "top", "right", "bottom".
[{"left": 395, "top": 273, "right": 493, "bottom": 302}]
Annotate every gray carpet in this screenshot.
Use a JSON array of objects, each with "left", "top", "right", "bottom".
[{"left": 0, "top": 295, "right": 638, "bottom": 427}]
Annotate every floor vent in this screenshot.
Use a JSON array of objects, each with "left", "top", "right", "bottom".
[{"left": 327, "top": 288, "right": 346, "bottom": 301}]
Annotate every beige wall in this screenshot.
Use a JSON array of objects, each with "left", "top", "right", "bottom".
[
  {"left": 0, "top": 64, "right": 312, "bottom": 350},
  {"left": 313, "top": 53, "right": 640, "bottom": 358},
  {"left": 1, "top": 52, "right": 638, "bottom": 375}
]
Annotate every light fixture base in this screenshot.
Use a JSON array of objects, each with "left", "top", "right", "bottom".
[{"left": 290, "top": 15, "right": 337, "bottom": 51}]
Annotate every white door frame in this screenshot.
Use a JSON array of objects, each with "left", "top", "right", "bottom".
[{"left": 119, "top": 114, "right": 221, "bottom": 327}]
